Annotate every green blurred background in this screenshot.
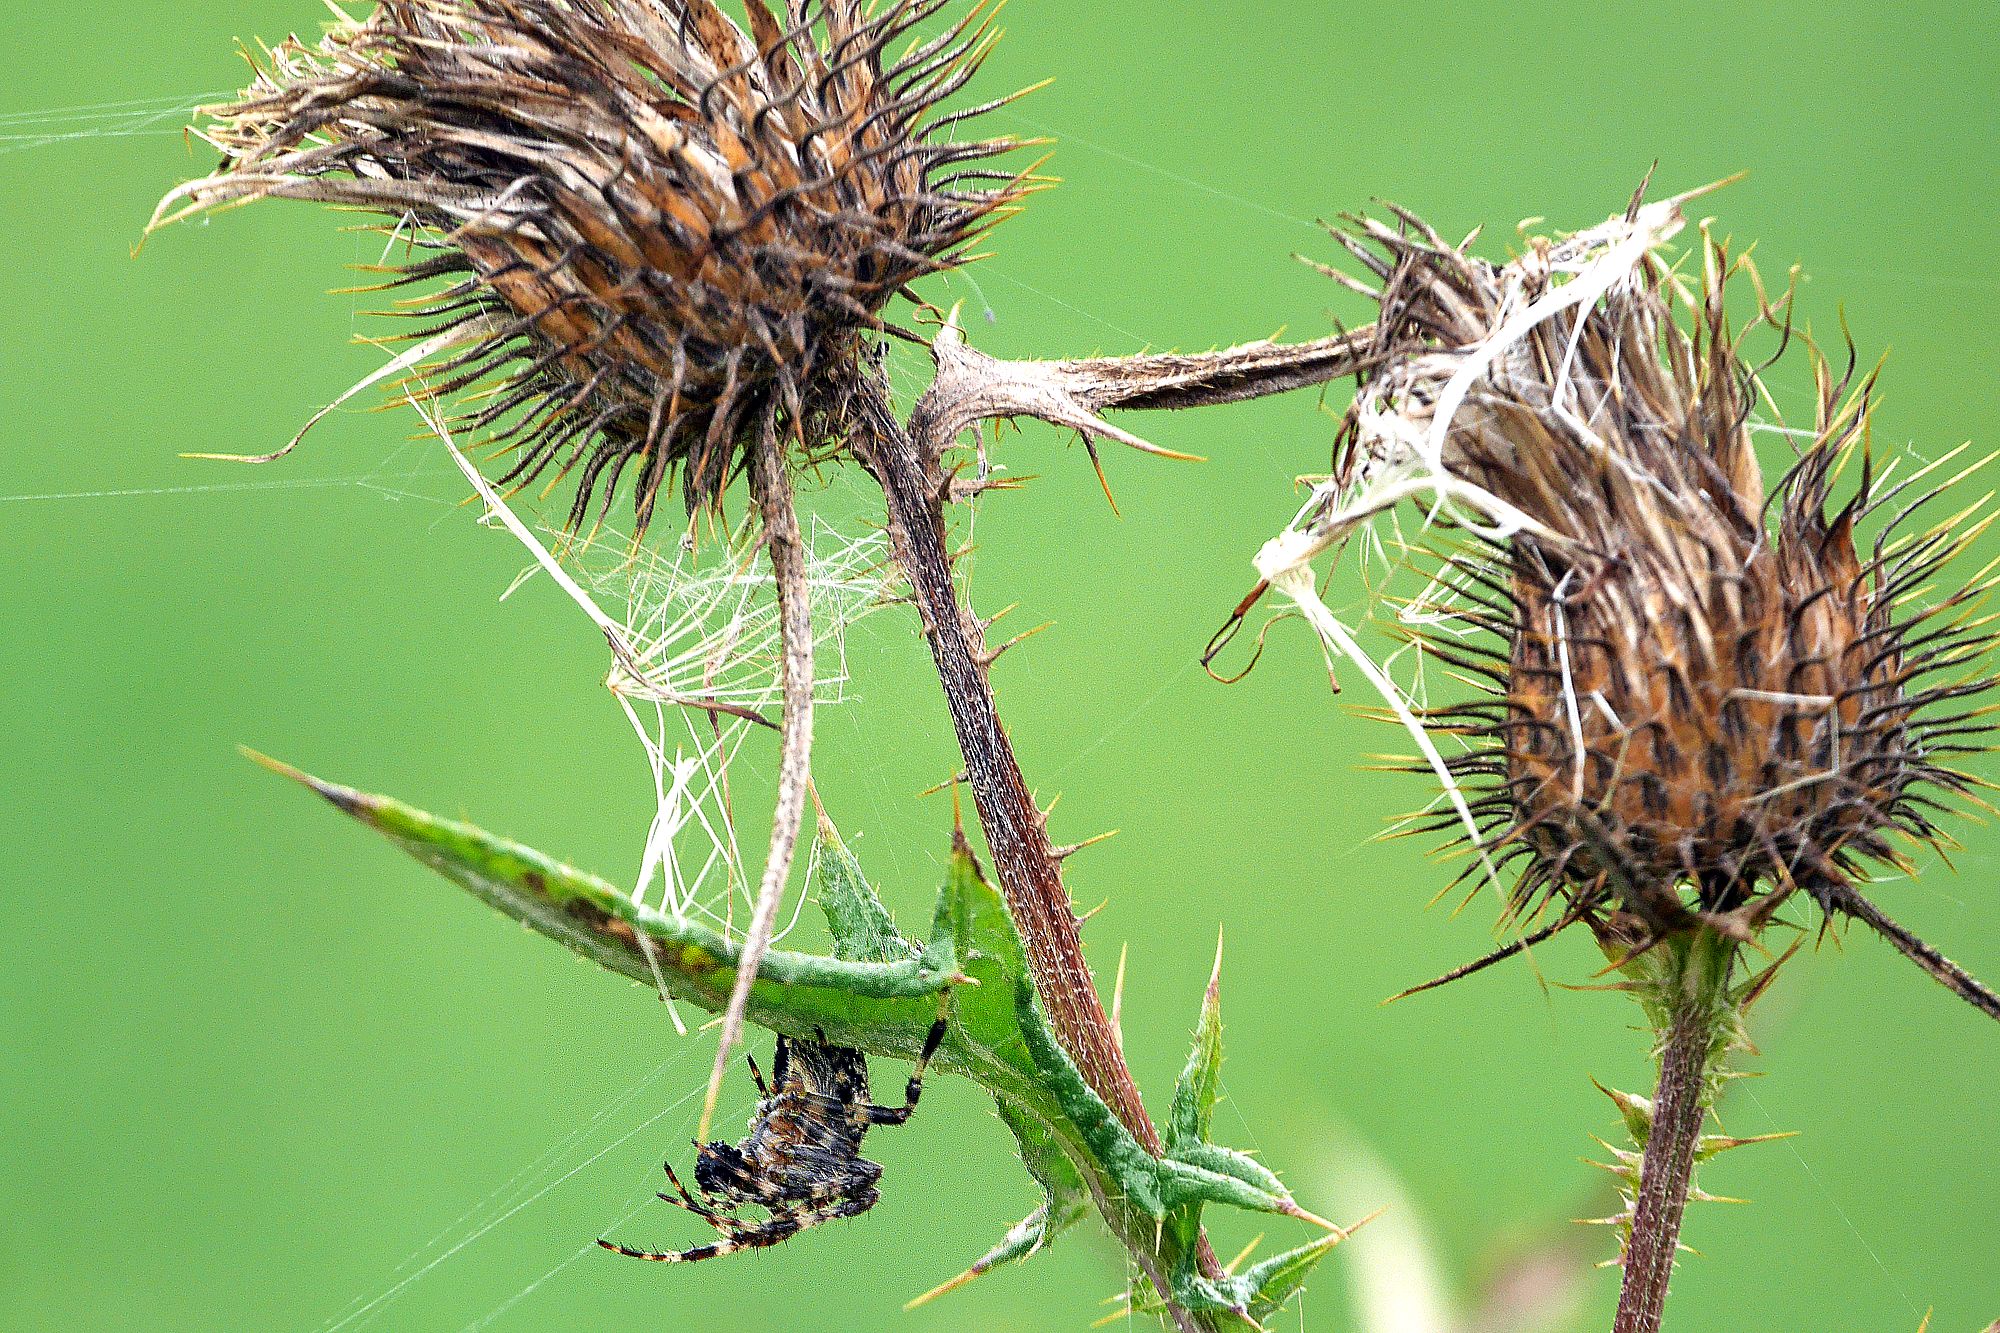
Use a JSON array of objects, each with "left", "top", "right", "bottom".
[{"left": 4, "top": 3, "right": 1995, "bottom": 1329}]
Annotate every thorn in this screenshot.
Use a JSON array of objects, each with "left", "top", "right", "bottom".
[
  {"left": 975, "top": 619, "right": 1055, "bottom": 666},
  {"left": 240, "top": 745, "right": 313, "bottom": 786},
  {"left": 1698, "top": 1130, "right": 1798, "bottom": 1156},
  {"left": 1733, "top": 935, "right": 1804, "bottom": 1010},
  {"left": 1075, "top": 896, "right": 1111, "bottom": 927},
  {"left": 1587, "top": 1134, "right": 1643, "bottom": 1164},
  {"left": 1082, "top": 436, "right": 1121, "bottom": 516},
  {"left": 240, "top": 746, "right": 373, "bottom": 818},
  {"left": 1051, "top": 828, "right": 1120, "bottom": 860},
  {"left": 934, "top": 462, "right": 967, "bottom": 509},
  {"left": 1223, "top": 1233, "right": 1264, "bottom": 1274},
  {"left": 977, "top": 601, "right": 1022, "bottom": 633},
  {"left": 947, "top": 470, "right": 1027, "bottom": 505},
  {"left": 1591, "top": 1077, "right": 1655, "bottom": 1141},
  {"left": 1583, "top": 1138, "right": 1640, "bottom": 1168},
  {"left": 1383, "top": 907, "right": 1581, "bottom": 1003},
  {"left": 1554, "top": 978, "right": 1649, "bottom": 994},
  {"left": 917, "top": 769, "right": 972, "bottom": 798},
  {"left": 1311, "top": 1205, "right": 1385, "bottom": 1240},
  {"left": 905, "top": 1267, "right": 982, "bottom": 1311},
  {"left": 1109, "top": 942, "right": 1128, "bottom": 1055}
]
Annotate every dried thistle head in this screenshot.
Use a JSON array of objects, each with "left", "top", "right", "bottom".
[
  {"left": 154, "top": 0, "right": 1033, "bottom": 533},
  {"left": 1298, "top": 184, "right": 2000, "bottom": 1016}
]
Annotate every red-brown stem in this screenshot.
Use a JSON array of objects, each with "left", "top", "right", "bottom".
[
  {"left": 856, "top": 379, "right": 1159, "bottom": 1153},
  {"left": 1612, "top": 987, "right": 1716, "bottom": 1332},
  {"left": 858, "top": 379, "right": 1215, "bottom": 1333}
]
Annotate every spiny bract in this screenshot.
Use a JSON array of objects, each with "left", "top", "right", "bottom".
[
  {"left": 156, "top": 0, "right": 1032, "bottom": 532},
  {"left": 1325, "top": 191, "right": 2000, "bottom": 1017}
]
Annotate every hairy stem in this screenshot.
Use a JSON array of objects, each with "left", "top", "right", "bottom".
[
  {"left": 700, "top": 438, "right": 815, "bottom": 1140},
  {"left": 1614, "top": 933, "right": 1736, "bottom": 1333}
]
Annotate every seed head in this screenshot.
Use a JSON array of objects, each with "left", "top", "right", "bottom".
[
  {"left": 155, "top": 0, "right": 1033, "bottom": 532},
  {"left": 1321, "top": 186, "right": 2000, "bottom": 1015}
]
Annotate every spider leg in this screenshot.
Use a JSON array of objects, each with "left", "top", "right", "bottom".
[
  {"left": 744, "top": 1052, "right": 770, "bottom": 1099},
  {"left": 597, "top": 1235, "right": 747, "bottom": 1264},
  {"left": 866, "top": 1016, "right": 946, "bottom": 1126},
  {"left": 655, "top": 1190, "right": 729, "bottom": 1222},
  {"left": 599, "top": 1197, "right": 873, "bottom": 1265},
  {"left": 658, "top": 1161, "right": 730, "bottom": 1223}
]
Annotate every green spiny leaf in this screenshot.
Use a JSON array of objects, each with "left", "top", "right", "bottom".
[
  {"left": 254, "top": 752, "right": 955, "bottom": 1060},
  {"left": 1168, "top": 933, "right": 1226, "bottom": 1154},
  {"left": 1163, "top": 1142, "right": 1292, "bottom": 1213},
  {"left": 1240, "top": 1230, "right": 1352, "bottom": 1323},
  {"left": 1009, "top": 966, "right": 1174, "bottom": 1216},
  {"left": 813, "top": 805, "right": 915, "bottom": 965}
]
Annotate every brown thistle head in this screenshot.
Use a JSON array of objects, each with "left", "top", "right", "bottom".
[
  {"left": 1316, "top": 185, "right": 2000, "bottom": 1017},
  {"left": 153, "top": 0, "right": 1034, "bottom": 533}
]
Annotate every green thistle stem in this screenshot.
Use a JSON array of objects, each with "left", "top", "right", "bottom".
[{"left": 1613, "top": 929, "right": 1740, "bottom": 1333}]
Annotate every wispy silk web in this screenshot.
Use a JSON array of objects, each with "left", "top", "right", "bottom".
[{"left": 422, "top": 391, "right": 894, "bottom": 1003}]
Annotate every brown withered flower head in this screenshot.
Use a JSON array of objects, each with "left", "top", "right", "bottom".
[
  {"left": 154, "top": 0, "right": 1031, "bottom": 533},
  {"left": 1294, "top": 183, "right": 2000, "bottom": 1018}
]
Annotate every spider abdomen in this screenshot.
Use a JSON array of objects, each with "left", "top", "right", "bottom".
[{"left": 601, "top": 1020, "right": 945, "bottom": 1264}]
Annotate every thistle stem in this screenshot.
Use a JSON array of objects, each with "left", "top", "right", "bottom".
[
  {"left": 857, "top": 376, "right": 1155, "bottom": 1151},
  {"left": 1613, "top": 932, "right": 1737, "bottom": 1333},
  {"left": 853, "top": 375, "right": 1220, "bottom": 1333}
]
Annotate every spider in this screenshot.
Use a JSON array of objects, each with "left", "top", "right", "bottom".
[{"left": 597, "top": 1016, "right": 948, "bottom": 1264}]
